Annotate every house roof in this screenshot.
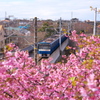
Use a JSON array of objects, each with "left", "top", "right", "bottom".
[
  {"left": 0, "top": 25, "right": 3, "bottom": 31},
  {"left": 4, "top": 27, "right": 20, "bottom": 31},
  {"left": 97, "top": 25, "right": 100, "bottom": 28},
  {"left": 1, "top": 20, "right": 10, "bottom": 22}
]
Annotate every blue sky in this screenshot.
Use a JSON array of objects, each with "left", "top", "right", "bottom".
[{"left": 0, "top": 0, "right": 100, "bottom": 21}]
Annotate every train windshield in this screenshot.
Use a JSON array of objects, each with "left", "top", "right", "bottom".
[{"left": 38, "top": 44, "right": 50, "bottom": 49}]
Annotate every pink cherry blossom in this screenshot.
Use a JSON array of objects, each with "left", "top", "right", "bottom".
[{"left": 0, "top": 31, "right": 100, "bottom": 99}]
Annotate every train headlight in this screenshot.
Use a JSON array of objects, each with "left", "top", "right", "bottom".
[{"left": 39, "top": 49, "right": 50, "bottom": 51}]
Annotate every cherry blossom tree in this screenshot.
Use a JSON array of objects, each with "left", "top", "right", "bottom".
[{"left": 0, "top": 31, "right": 100, "bottom": 100}]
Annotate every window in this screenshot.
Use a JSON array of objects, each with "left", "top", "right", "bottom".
[{"left": 38, "top": 44, "right": 50, "bottom": 49}]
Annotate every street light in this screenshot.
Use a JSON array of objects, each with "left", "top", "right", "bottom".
[{"left": 90, "top": 6, "right": 100, "bottom": 35}]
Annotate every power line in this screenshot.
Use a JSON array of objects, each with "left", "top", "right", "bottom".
[{"left": 0, "top": 20, "right": 32, "bottom": 42}]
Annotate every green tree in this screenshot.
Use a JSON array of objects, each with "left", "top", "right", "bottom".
[{"left": 38, "top": 22, "right": 55, "bottom": 37}]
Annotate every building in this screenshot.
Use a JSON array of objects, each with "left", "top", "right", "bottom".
[
  {"left": 73, "top": 22, "right": 93, "bottom": 34},
  {"left": 97, "top": 25, "right": 100, "bottom": 34},
  {"left": 0, "top": 25, "right": 6, "bottom": 52}
]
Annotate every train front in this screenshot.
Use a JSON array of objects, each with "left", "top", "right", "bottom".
[{"left": 37, "top": 42, "right": 51, "bottom": 57}]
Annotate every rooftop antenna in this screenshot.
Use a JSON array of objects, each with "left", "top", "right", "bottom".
[
  {"left": 5, "top": 11, "right": 7, "bottom": 19},
  {"left": 71, "top": 12, "right": 73, "bottom": 19}
]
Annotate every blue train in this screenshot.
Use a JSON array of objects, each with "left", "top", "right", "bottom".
[{"left": 37, "top": 34, "right": 68, "bottom": 57}]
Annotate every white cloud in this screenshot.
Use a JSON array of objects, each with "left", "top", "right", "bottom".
[{"left": 0, "top": 0, "right": 100, "bottom": 20}]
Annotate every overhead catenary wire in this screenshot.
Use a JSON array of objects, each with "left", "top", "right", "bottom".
[{"left": 0, "top": 19, "right": 35, "bottom": 48}]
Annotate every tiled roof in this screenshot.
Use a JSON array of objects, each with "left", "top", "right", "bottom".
[
  {"left": 1, "top": 20, "right": 10, "bottom": 22},
  {"left": 0, "top": 25, "right": 3, "bottom": 31},
  {"left": 97, "top": 25, "right": 100, "bottom": 28}
]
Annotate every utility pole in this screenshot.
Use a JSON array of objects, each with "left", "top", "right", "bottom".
[
  {"left": 68, "top": 23, "right": 70, "bottom": 35},
  {"left": 70, "top": 12, "right": 73, "bottom": 31},
  {"left": 93, "top": 7, "right": 97, "bottom": 35},
  {"left": 90, "top": 6, "right": 100, "bottom": 35},
  {"left": 34, "top": 17, "right": 37, "bottom": 64},
  {"left": 59, "top": 17, "right": 62, "bottom": 55}
]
